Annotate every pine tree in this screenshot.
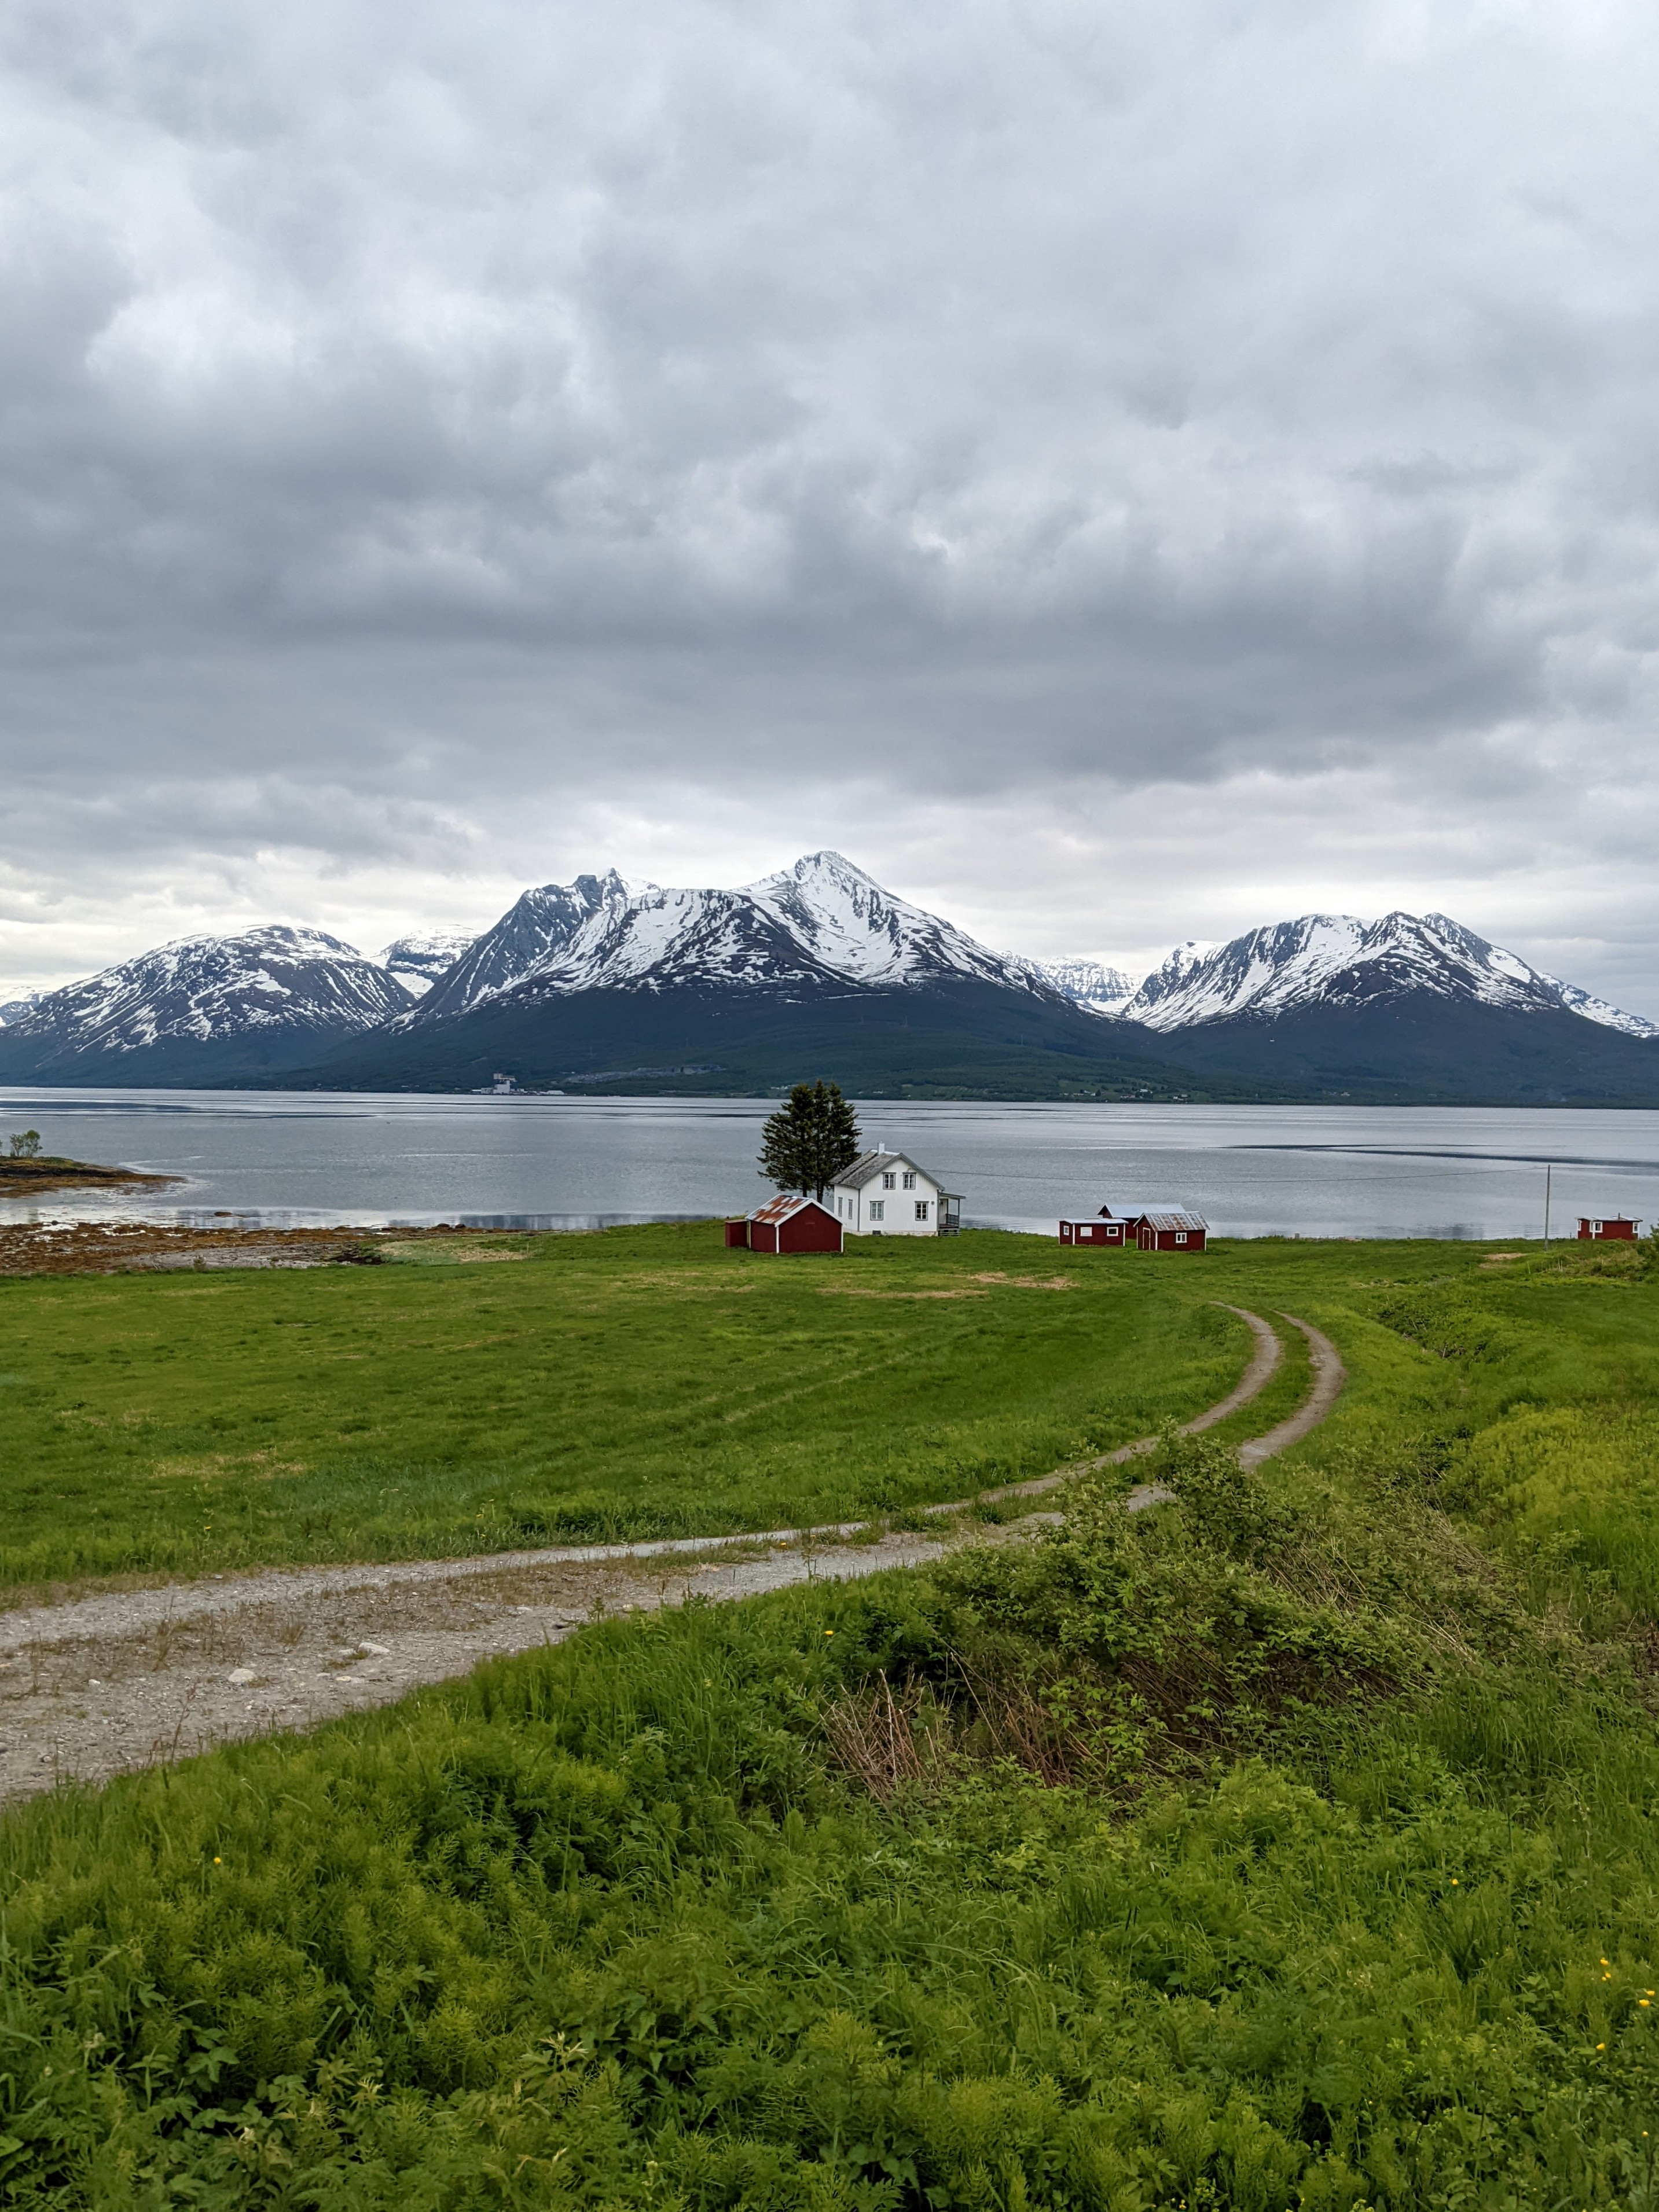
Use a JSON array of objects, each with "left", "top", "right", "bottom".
[{"left": 758, "top": 1081, "right": 861, "bottom": 1200}]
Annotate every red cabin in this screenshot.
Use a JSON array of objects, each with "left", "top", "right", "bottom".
[
  {"left": 1059, "top": 1217, "right": 1129, "bottom": 1249},
  {"left": 725, "top": 1195, "right": 844, "bottom": 1255},
  {"left": 1579, "top": 1215, "right": 1640, "bottom": 1241},
  {"left": 1129, "top": 1210, "right": 1208, "bottom": 1252}
]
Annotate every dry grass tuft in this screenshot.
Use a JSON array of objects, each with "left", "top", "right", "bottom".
[{"left": 823, "top": 1672, "right": 954, "bottom": 1801}]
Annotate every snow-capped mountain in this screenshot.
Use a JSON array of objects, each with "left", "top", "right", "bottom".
[
  {"left": 1114, "top": 912, "right": 1659, "bottom": 1038},
  {"left": 381, "top": 931, "right": 478, "bottom": 997},
  {"left": 1035, "top": 959, "right": 1143, "bottom": 1016},
  {"left": 0, "top": 988, "right": 42, "bottom": 1029},
  {"left": 0, "top": 927, "right": 414, "bottom": 1069},
  {"left": 407, "top": 851, "right": 1059, "bottom": 1025}
]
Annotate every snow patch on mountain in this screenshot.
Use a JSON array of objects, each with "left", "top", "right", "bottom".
[
  {"left": 1034, "top": 959, "right": 1142, "bottom": 1015},
  {"left": 1546, "top": 978, "right": 1659, "bottom": 1040},
  {"left": 381, "top": 932, "right": 478, "bottom": 997},
  {"left": 1115, "top": 912, "right": 1659, "bottom": 1037},
  {"left": 0, "top": 989, "right": 43, "bottom": 1029},
  {"left": 2, "top": 927, "right": 414, "bottom": 1057}
]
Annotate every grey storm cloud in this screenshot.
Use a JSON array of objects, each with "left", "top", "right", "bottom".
[{"left": 4, "top": 0, "right": 1659, "bottom": 998}]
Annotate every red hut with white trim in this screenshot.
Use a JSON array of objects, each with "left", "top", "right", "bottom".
[
  {"left": 1059, "top": 1214, "right": 1129, "bottom": 1250},
  {"left": 1578, "top": 1215, "right": 1641, "bottom": 1241},
  {"left": 725, "top": 1195, "right": 844, "bottom": 1254}
]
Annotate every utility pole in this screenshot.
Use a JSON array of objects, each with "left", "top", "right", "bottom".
[{"left": 1543, "top": 1162, "right": 1552, "bottom": 1247}]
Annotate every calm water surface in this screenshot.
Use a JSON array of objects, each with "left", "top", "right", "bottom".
[{"left": 2, "top": 1088, "right": 1656, "bottom": 1240}]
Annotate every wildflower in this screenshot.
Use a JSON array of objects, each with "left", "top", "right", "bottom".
[
  {"left": 1642, "top": 2000, "right": 1651, "bottom": 2009},
  {"left": 824, "top": 1629, "right": 834, "bottom": 1636},
  {"left": 1602, "top": 1957, "right": 1610, "bottom": 1966},
  {"left": 213, "top": 1856, "right": 222, "bottom": 1865},
  {"left": 1597, "top": 2043, "right": 1606, "bottom": 2051}
]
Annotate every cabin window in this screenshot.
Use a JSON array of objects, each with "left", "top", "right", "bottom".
[
  {"left": 902, "top": 1171, "right": 916, "bottom": 1189},
  {"left": 915, "top": 1200, "right": 930, "bottom": 1221},
  {"left": 882, "top": 1171, "right": 896, "bottom": 1189},
  {"left": 1175, "top": 1232, "right": 1187, "bottom": 1244},
  {"left": 869, "top": 1200, "right": 885, "bottom": 1222}
]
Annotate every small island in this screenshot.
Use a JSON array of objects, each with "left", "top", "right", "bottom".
[{"left": 0, "top": 1135, "right": 181, "bottom": 1198}]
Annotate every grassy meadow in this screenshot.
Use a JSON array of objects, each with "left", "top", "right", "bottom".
[
  {"left": 7, "top": 1225, "right": 1659, "bottom": 2202},
  {"left": 1, "top": 1224, "right": 1266, "bottom": 1589}
]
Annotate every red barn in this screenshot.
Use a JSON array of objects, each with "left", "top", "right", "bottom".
[
  {"left": 1579, "top": 1215, "right": 1641, "bottom": 1241},
  {"left": 1131, "top": 1210, "right": 1208, "bottom": 1252},
  {"left": 725, "top": 1195, "right": 844, "bottom": 1255},
  {"left": 1059, "top": 1216, "right": 1129, "bottom": 1249}
]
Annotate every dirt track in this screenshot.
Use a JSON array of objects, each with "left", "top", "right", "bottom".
[{"left": 0, "top": 1302, "right": 1342, "bottom": 1806}]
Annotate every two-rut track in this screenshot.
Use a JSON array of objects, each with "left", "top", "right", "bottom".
[{"left": 0, "top": 1305, "right": 1344, "bottom": 1806}]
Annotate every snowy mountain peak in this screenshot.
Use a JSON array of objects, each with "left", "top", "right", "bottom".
[
  {"left": 405, "top": 853, "right": 1058, "bottom": 1023},
  {"left": 1114, "top": 910, "right": 1659, "bottom": 1037},
  {"left": 0, "top": 925, "right": 415, "bottom": 1059}
]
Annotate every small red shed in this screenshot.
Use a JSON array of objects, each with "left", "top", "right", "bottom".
[
  {"left": 1130, "top": 1210, "right": 1208, "bottom": 1253},
  {"left": 726, "top": 1195, "right": 844, "bottom": 1255},
  {"left": 1578, "top": 1215, "right": 1641, "bottom": 1241},
  {"left": 1059, "top": 1215, "right": 1129, "bottom": 1249}
]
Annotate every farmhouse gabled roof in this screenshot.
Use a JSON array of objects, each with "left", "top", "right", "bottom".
[
  {"left": 834, "top": 1149, "right": 932, "bottom": 1191},
  {"left": 1135, "top": 1211, "right": 1208, "bottom": 1233}
]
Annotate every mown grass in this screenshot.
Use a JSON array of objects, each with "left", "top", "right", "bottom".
[
  {"left": 0, "top": 1225, "right": 1259, "bottom": 1588},
  {"left": 8, "top": 1229, "right": 1659, "bottom": 2203}
]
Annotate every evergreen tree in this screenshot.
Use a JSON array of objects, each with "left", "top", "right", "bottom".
[{"left": 758, "top": 1081, "right": 861, "bottom": 1200}]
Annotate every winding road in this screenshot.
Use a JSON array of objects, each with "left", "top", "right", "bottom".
[{"left": 0, "top": 1303, "right": 1344, "bottom": 1806}]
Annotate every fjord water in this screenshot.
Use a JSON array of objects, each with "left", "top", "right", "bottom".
[{"left": 2, "top": 1088, "right": 1658, "bottom": 1240}]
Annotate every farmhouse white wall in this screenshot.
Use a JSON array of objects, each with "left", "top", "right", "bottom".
[{"left": 828, "top": 1149, "right": 950, "bottom": 1237}]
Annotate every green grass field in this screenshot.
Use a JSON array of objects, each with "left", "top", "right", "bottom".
[
  {"left": 1, "top": 1225, "right": 1272, "bottom": 1589},
  {"left": 8, "top": 1226, "right": 1659, "bottom": 2204}
]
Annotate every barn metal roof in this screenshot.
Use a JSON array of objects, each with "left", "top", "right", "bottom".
[
  {"left": 1136, "top": 1211, "right": 1208, "bottom": 1232},
  {"left": 751, "top": 1192, "right": 834, "bottom": 1223}
]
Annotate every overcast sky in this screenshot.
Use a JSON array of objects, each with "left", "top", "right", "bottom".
[{"left": 3, "top": 0, "right": 1659, "bottom": 1009}]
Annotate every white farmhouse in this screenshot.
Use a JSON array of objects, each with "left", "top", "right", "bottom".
[{"left": 828, "top": 1147, "right": 961, "bottom": 1237}]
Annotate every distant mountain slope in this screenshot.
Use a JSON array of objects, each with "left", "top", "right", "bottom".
[
  {"left": 1034, "top": 958, "right": 1142, "bottom": 1016},
  {"left": 301, "top": 853, "right": 1234, "bottom": 1098},
  {"left": 1148, "top": 995, "right": 1659, "bottom": 1106},
  {"left": 297, "top": 973, "right": 1235, "bottom": 1101},
  {"left": 1121, "top": 911, "right": 1659, "bottom": 1038},
  {"left": 0, "top": 927, "right": 414, "bottom": 1083},
  {"left": 381, "top": 931, "right": 478, "bottom": 996}
]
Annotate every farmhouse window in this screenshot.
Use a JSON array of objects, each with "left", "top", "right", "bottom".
[
  {"left": 882, "top": 1172, "right": 896, "bottom": 1189},
  {"left": 915, "top": 1201, "right": 930, "bottom": 1221},
  {"left": 1175, "top": 1232, "right": 1187, "bottom": 1244},
  {"left": 870, "top": 1200, "right": 885, "bottom": 1221},
  {"left": 902, "top": 1171, "right": 916, "bottom": 1189}
]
